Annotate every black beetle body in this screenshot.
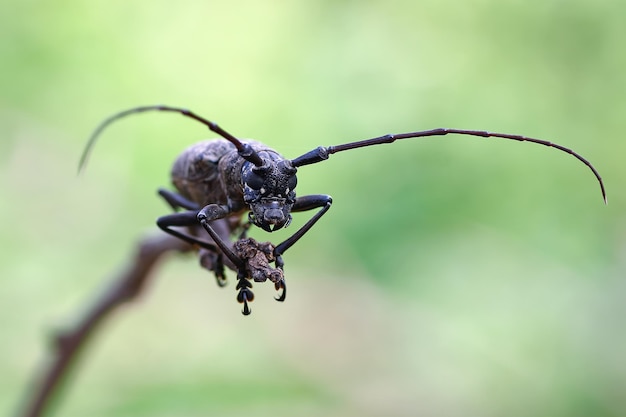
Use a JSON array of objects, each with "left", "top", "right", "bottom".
[
  {"left": 171, "top": 139, "right": 298, "bottom": 232},
  {"left": 80, "top": 105, "right": 606, "bottom": 315}
]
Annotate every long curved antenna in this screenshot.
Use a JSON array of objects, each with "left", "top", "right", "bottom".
[
  {"left": 78, "top": 105, "right": 264, "bottom": 173},
  {"left": 291, "top": 128, "right": 607, "bottom": 204}
]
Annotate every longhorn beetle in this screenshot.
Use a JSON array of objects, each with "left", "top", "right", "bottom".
[{"left": 79, "top": 105, "right": 606, "bottom": 315}]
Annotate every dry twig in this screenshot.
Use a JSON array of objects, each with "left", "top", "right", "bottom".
[
  {"left": 16, "top": 233, "right": 192, "bottom": 417},
  {"left": 15, "top": 227, "right": 284, "bottom": 417}
]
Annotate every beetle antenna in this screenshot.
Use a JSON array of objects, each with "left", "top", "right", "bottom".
[
  {"left": 291, "top": 128, "right": 606, "bottom": 204},
  {"left": 79, "top": 105, "right": 264, "bottom": 173}
]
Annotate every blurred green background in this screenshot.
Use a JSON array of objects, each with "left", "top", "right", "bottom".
[{"left": 2, "top": 0, "right": 625, "bottom": 416}]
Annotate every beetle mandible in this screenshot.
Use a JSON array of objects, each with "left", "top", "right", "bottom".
[{"left": 79, "top": 105, "right": 606, "bottom": 315}]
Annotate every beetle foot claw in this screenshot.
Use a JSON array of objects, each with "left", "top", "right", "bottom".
[
  {"left": 274, "top": 278, "right": 286, "bottom": 302},
  {"left": 273, "top": 255, "right": 286, "bottom": 302},
  {"left": 215, "top": 275, "right": 228, "bottom": 287},
  {"left": 199, "top": 250, "right": 228, "bottom": 287},
  {"left": 242, "top": 301, "right": 251, "bottom": 315},
  {"left": 237, "top": 287, "right": 254, "bottom": 315}
]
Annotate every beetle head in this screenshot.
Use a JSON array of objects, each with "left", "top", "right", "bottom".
[{"left": 242, "top": 159, "right": 297, "bottom": 232}]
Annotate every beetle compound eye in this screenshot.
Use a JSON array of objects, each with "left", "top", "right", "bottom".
[
  {"left": 245, "top": 172, "right": 265, "bottom": 190},
  {"left": 287, "top": 175, "right": 297, "bottom": 191}
]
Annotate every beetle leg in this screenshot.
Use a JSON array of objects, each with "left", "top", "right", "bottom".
[
  {"left": 199, "top": 249, "right": 227, "bottom": 287},
  {"left": 267, "top": 194, "right": 332, "bottom": 303},
  {"left": 235, "top": 270, "right": 254, "bottom": 315},
  {"left": 274, "top": 280, "right": 286, "bottom": 302},
  {"left": 274, "top": 255, "right": 286, "bottom": 302},
  {"left": 197, "top": 204, "right": 245, "bottom": 270},
  {"left": 214, "top": 254, "right": 226, "bottom": 286},
  {"left": 157, "top": 210, "right": 236, "bottom": 286},
  {"left": 158, "top": 188, "right": 200, "bottom": 211},
  {"left": 274, "top": 194, "right": 333, "bottom": 257},
  {"left": 157, "top": 211, "right": 218, "bottom": 251}
]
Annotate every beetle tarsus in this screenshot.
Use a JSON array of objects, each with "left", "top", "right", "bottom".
[
  {"left": 274, "top": 278, "right": 286, "bottom": 302},
  {"left": 273, "top": 255, "right": 286, "bottom": 302},
  {"left": 236, "top": 271, "right": 255, "bottom": 315}
]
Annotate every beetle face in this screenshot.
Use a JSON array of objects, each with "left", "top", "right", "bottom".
[
  {"left": 249, "top": 198, "right": 293, "bottom": 232},
  {"left": 242, "top": 159, "right": 297, "bottom": 232}
]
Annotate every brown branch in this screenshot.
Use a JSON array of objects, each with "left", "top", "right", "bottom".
[{"left": 16, "top": 232, "right": 192, "bottom": 417}]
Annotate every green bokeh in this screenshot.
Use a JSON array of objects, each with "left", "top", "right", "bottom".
[{"left": 2, "top": 1, "right": 625, "bottom": 416}]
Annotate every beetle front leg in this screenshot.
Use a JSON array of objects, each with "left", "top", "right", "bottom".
[
  {"left": 198, "top": 205, "right": 267, "bottom": 315},
  {"left": 271, "top": 194, "right": 332, "bottom": 302},
  {"left": 197, "top": 204, "right": 245, "bottom": 271},
  {"left": 157, "top": 189, "right": 235, "bottom": 284},
  {"left": 157, "top": 210, "right": 232, "bottom": 285},
  {"left": 157, "top": 210, "right": 217, "bottom": 251},
  {"left": 275, "top": 194, "right": 333, "bottom": 256},
  {"left": 158, "top": 188, "right": 200, "bottom": 211},
  {"left": 273, "top": 255, "right": 286, "bottom": 302}
]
